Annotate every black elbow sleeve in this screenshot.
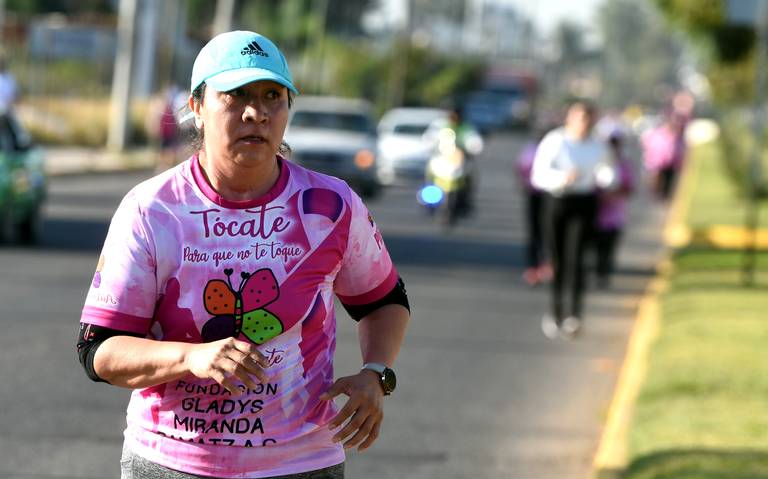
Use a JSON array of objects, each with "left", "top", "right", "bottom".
[
  {"left": 76, "top": 323, "right": 143, "bottom": 383},
  {"left": 340, "top": 276, "right": 410, "bottom": 321}
]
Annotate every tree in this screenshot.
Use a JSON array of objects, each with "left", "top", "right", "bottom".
[
  {"left": 325, "top": 36, "right": 484, "bottom": 114},
  {"left": 412, "top": 0, "right": 466, "bottom": 26},
  {"left": 543, "top": 21, "right": 593, "bottom": 103},
  {"left": 233, "top": 0, "right": 379, "bottom": 43},
  {"left": 6, "top": 0, "right": 113, "bottom": 16},
  {"left": 598, "top": 0, "right": 684, "bottom": 108},
  {"left": 654, "top": 0, "right": 756, "bottom": 104}
]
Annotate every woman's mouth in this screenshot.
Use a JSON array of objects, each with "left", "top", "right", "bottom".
[{"left": 239, "top": 135, "right": 267, "bottom": 144}]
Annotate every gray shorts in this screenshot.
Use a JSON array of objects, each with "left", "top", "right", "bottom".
[{"left": 120, "top": 444, "right": 344, "bottom": 479}]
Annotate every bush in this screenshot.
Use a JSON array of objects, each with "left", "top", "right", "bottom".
[
  {"left": 716, "top": 108, "right": 768, "bottom": 198},
  {"left": 17, "top": 96, "right": 151, "bottom": 147},
  {"left": 300, "top": 37, "right": 485, "bottom": 118}
]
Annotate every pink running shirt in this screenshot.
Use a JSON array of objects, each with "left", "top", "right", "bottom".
[{"left": 80, "top": 156, "right": 398, "bottom": 478}]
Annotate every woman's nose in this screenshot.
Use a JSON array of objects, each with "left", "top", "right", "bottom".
[{"left": 243, "top": 100, "right": 267, "bottom": 122}]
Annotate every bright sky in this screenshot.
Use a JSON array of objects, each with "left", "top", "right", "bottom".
[
  {"left": 371, "top": 0, "right": 606, "bottom": 38},
  {"left": 512, "top": 0, "right": 605, "bottom": 36}
]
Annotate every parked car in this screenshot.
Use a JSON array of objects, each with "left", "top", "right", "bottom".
[
  {"left": 376, "top": 107, "right": 448, "bottom": 185},
  {"left": 0, "top": 111, "right": 46, "bottom": 244},
  {"left": 284, "top": 96, "right": 381, "bottom": 197}
]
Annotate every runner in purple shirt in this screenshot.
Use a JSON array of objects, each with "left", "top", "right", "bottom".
[{"left": 594, "top": 130, "right": 635, "bottom": 288}]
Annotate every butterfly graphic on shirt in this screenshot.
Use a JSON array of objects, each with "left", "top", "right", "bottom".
[{"left": 201, "top": 268, "right": 283, "bottom": 345}]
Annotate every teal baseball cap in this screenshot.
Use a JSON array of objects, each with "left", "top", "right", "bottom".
[{"left": 190, "top": 30, "right": 298, "bottom": 94}]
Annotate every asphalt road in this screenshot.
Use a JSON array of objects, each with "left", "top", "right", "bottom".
[{"left": 0, "top": 132, "right": 666, "bottom": 478}]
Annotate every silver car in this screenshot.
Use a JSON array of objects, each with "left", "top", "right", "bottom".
[
  {"left": 284, "top": 96, "right": 381, "bottom": 197},
  {"left": 376, "top": 107, "right": 448, "bottom": 185}
]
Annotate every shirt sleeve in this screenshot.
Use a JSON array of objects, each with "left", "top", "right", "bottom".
[
  {"left": 79, "top": 191, "right": 157, "bottom": 335},
  {"left": 333, "top": 190, "right": 398, "bottom": 306},
  {"left": 531, "top": 130, "right": 571, "bottom": 194}
]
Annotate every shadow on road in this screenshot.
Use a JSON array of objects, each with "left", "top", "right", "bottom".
[
  {"left": 37, "top": 218, "right": 110, "bottom": 251},
  {"left": 385, "top": 232, "right": 525, "bottom": 269}
]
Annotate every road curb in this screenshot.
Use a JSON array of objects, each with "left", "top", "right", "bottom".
[
  {"left": 591, "top": 147, "right": 698, "bottom": 478},
  {"left": 591, "top": 261, "right": 669, "bottom": 477}
]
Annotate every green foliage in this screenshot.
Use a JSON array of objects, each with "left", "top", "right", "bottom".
[
  {"left": 626, "top": 449, "right": 768, "bottom": 479},
  {"left": 706, "top": 55, "right": 756, "bottom": 104},
  {"left": 654, "top": 0, "right": 758, "bottom": 104},
  {"left": 323, "top": 0, "right": 379, "bottom": 36},
  {"left": 404, "top": 47, "right": 484, "bottom": 107},
  {"left": 326, "top": 38, "right": 484, "bottom": 117},
  {"left": 712, "top": 25, "right": 755, "bottom": 63},
  {"left": 415, "top": 59, "right": 483, "bottom": 106},
  {"left": 186, "top": 0, "right": 218, "bottom": 37},
  {"left": 325, "top": 38, "right": 387, "bottom": 100},
  {"left": 684, "top": 137, "right": 768, "bottom": 226},
  {"left": 229, "top": 0, "right": 378, "bottom": 48},
  {"left": 655, "top": 0, "right": 723, "bottom": 32},
  {"left": 622, "top": 142, "right": 768, "bottom": 479},
  {"left": 6, "top": 0, "right": 113, "bottom": 16}
]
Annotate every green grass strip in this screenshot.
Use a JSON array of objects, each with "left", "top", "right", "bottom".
[{"left": 623, "top": 141, "right": 768, "bottom": 478}]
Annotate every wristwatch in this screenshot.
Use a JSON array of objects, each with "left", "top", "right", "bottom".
[{"left": 361, "top": 362, "right": 396, "bottom": 396}]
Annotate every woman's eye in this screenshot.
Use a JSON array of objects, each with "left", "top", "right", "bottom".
[
  {"left": 266, "top": 90, "right": 280, "bottom": 100},
  {"left": 227, "top": 88, "right": 244, "bottom": 97}
]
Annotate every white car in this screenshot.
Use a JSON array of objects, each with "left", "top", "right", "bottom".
[
  {"left": 284, "top": 96, "right": 381, "bottom": 197},
  {"left": 376, "top": 107, "right": 448, "bottom": 185}
]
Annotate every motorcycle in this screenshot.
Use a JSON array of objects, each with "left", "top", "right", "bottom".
[{"left": 417, "top": 127, "right": 471, "bottom": 228}]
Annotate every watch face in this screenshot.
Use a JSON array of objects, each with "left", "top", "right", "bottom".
[{"left": 382, "top": 368, "right": 397, "bottom": 393}]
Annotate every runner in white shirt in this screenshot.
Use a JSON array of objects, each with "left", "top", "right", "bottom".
[{"left": 531, "top": 100, "right": 616, "bottom": 339}]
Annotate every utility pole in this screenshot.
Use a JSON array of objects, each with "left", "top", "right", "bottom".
[
  {"left": 301, "top": 0, "right": 329, "bottom": 93},
  {"left": 0, "top": 0, "right": 5, "bottom": 45},
  {"left": 135, "top": 0, "right": 160, "bottom": 98},
  {"left": 388, "top": 0, "right": 413, "bottom": 108},
  {"left": 212, "top": 0, "right": 236, "bottom": 37},
  {"left": 281, "top": 0, "right": 301, "bottom": 55},
  {"left": 750, "top": 0, "right": 767, "bottom": 192},
  {"left": 108, "top": 0, "right": 138, "bottom": 151},
  {"left": 314, "top": 0, "right": 330, "bottom": 92},
  {"left": 156, "top": 0, "right": 181, "bottom": 90},
  {"left": 462, "top": 0, "right": 483, "bottom": 53},
  {"left": 743, "top": 0, "right": 768, "bottom": 285}
]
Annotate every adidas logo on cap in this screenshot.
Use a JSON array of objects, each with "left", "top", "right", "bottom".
[{"left": 241, "top": 41, "right": 269, "bottom": 57}]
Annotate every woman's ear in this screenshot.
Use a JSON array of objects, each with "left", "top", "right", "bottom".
[{"left": 189, "top": 94, "right": 203, "bottom": 129}]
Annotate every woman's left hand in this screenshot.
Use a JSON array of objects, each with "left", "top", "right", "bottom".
[{"left": 320, "top": 370, "right": 384, "bottom": 451}]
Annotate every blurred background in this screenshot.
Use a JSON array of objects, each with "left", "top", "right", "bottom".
[
  {"left": 0, "top": 0, "right": 703, "bottom": 149},
  {"left": 1, "top": 1, "right": 768, "bottom": 478}
]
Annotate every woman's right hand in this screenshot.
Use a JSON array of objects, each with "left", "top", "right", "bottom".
[
  {"left": 185, "top": 338, "right": 270, "bottom": 394},
  {"left": 564, "top": 168, "right": 579, "bottom": 186}
]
